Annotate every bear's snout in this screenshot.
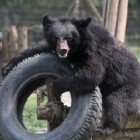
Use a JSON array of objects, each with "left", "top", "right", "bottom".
[{"left": 57, "top": 40, "right": 70, "bottom": 58}]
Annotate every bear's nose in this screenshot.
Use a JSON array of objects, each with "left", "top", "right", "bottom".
[{"left": 59, "top": 49, "right": 67, "bottom": 56}]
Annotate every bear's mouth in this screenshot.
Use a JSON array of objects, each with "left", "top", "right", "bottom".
[
  {"left": 56, "top": 40, "right": 70, "bottom": 58},
  {"left": 57, "top": 49, "right": 69, "bottom": 58}
]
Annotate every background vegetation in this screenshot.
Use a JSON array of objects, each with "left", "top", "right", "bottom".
[
  {"left": 0, "top": 0, "right": 140, "bottom": 8},
  {"left": 0, "top": 0, "right": 102, "bottom": 8},
  {"left": 0, "top": 0, "right": 140, "bottom": 50},
  {"left": 23, "top": 95, "right": 48, "bottom": 132}
]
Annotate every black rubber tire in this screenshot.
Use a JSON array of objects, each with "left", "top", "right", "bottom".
[{"left": 0, "top": 53, "right": 102, "bottom": 140}]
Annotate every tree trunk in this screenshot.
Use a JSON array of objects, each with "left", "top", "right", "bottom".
[
  {"left": 1, "top": 27, "right": 10, "bottom": 65},
  {"left": 9, "top": 26, "right": 18, "bottom": 59},
  {"left": 115, "top": 0, "right": 128, "bottom": 43},
  {"left": 18, "top": 27, "right": 28, "bottom": 53},
  {"left": 106, "top": 0, "right": 119, "bottom": 36}
]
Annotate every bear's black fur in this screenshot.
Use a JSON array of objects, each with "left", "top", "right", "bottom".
[{"left": 2, "top": 15, "right": 140, "bottom": 136}]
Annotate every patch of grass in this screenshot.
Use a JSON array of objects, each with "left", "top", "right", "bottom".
[
  {"left": 135, "top": 53, "right": 140, "bottom": 62},
  {"left": 129, "top": 47, "right": 140, "bottom": 62},
  {"left": 23, "top": 95, "right": 48, "bottom": 132}
]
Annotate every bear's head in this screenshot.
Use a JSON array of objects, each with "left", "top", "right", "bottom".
[{"left": 43, "top": 14, "right": 91, "bottom": 58}]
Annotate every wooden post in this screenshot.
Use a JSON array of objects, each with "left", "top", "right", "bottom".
[
  {"left": 0, "top": 27, "right": 9, "bottom": 80},
  {"left": 0, "top": 32, "right": 2, "bottom": 51},
  {"left": 102, "top": 0, "right": 111, "bottom": 28},
  {"left": 65, "top": 0, "right": 75, "bottom": 16},
  {"left": 18, "top": 27, "right": 28, "bottom": 53},
  {"left": 102, "top": 0, "right": 107, "bottom": 26},
  {"left": 84, "top": 0, "right": 102, "bottom": 24},
  {"left": 72, "top": 0, "right": 80, "bottom": 17},
  {"left": 106, "top": 0, "right": 119, "bottom": 36},
  {"left": 9, "top": 26, "right": 18, "bottom": 59},
  {"left": 1, "top": 27, "right": 10, "bottom": 64},
  {"left": 115, "top": 0, "right": 128, "bottom": 43},
  {"left": 0, "top": 32, "right": 2, "bottom": 80}
]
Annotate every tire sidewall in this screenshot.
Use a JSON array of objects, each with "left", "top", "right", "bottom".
[{"left": 0, "top": 54, "right": 101, "bottom": 140}]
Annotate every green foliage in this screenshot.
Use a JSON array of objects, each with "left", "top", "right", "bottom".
[
  {"left": 23, "top": 95, "right": 48, "bottom": 132},
  {"left": 129, "top": 0, "right": 140, "bottom": 7},
  {"left": 91, "top": 0, "right": 103, "bottom": 7},
  {"left": 0, "top": 0, "right": 103, "bottom": 8},
  {"left": 0, "top": 0, "right": 72, "bottom": 8},
  {"left": 135, "top": 53, "right": 140, "bottom": 62},
  {"left": 0, "top": 0, "right": 140, "bottom": 8},
  {"left": 129, "top": 47, "right": 140, "bottom": 62}
]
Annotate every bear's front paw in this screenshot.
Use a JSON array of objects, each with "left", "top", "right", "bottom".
[
  {"left": 96, "top": 126, "right": 116, "bottom": 136},
  {"left": 1, "top": 66, "right": 8, "bottom": 77},
  {"left": 52, "top": 80, "right": 64, "bottom": 98}
]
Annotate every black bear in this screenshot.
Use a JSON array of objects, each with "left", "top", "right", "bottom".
[{"left": 1, "top": 15, "right": 140, "bottom": 136}]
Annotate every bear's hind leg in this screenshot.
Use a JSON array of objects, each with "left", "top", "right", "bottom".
[{"left": 97, "top": 94, "right": 128, "bottom": 136}]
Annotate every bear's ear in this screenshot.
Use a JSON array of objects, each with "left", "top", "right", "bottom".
[
  {"left": 42, "top": 14, "right": 52, "bottom": 27},
  {"left": 73, "top": 17, "right": 92, "bottom": 28}
]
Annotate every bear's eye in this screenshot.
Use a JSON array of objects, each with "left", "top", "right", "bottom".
[
  {"left": 51, "top": 36, "right": 59, "bottom": 42},
  {"left": 54, "top": 36, "right": 59, "bottom": 40},
  {"left": 65, "top": 36, "right": 72, "bottom": 40}
]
